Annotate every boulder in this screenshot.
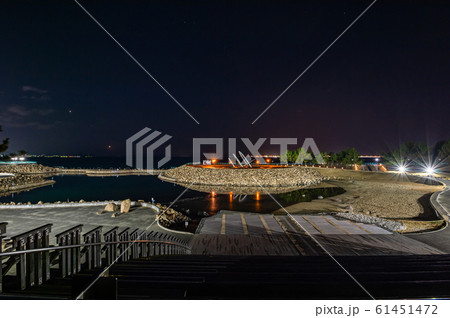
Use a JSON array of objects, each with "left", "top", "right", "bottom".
[
  {"left": 111, "top": 212, "right": 120, "bottom": 218},
  {"left": 37, "top": 201, "right": 43, "bottom": 205},
  {"left": 121, "top": 199, "right": 131, "bottom": 213},
  {"left": 79, "top": 199, "right": 85, "bottom": 203},
  {"left": 104, "top": 203, "right": 119, "bottom": 212},
  {"left": 317, "top": 196, "right": 324, "bottom": 199},
  {"left": 96, "top": 210, "right": 104, "bottom": 215}
]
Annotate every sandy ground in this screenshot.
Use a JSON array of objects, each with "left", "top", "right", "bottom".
[{"left": 274, "top": 168, "right": 444, "bottom": 223}]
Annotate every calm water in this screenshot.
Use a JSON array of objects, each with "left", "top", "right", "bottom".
[{"left": 0, "top": 175, "right": 201, "bottom": 204}]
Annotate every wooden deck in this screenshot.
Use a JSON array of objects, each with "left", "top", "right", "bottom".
[{"left": 191, "top": 211, "right": 444, "bottom": 256}]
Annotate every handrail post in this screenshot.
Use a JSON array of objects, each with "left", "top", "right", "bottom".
[
  {"left": 56, "top": 225, "right": 82, "bottom": 277},
  {"left": 129, "top": 229, "right": 138, "bottom": 260},
  {"left": 162, "top": 234, "right": 169, "bottom": 255},
  {"left": 14, "top": 238, "right": 26, "bottom": 290},
  {"left": 103, "top": 227, "right": 118, "bottom": 266},
  {"left": 43, "top": 227, "right": 51, "bottom": 281},
  {"left": 73, "top": 228, "right": 82, "bottom": 274},
  {"left": 0, "top": 222, "right": 7, "bottom": 293},
  {"left": 59, "top": 235, "right": 67, "bottom": 277},
  {"left": 139, "top": 231, "right": 147, "bottom": 258},
  {"left": 10, "top": 224, "right": 52, "bottom": 290},
  {"left": 26, "top": 234, "right": 35, "bottom": 287},
  {"left": 83, "top": 226, "right": 102, "bottom": 270},
  {"left": 35, "top": 231, "right": 43, "bottom": 285},
  {"left": 148, "top": 232, "right": 154, "bottom": 256},
  {"left": 118, "top": 228, "right": 130, "bottom": 262}
]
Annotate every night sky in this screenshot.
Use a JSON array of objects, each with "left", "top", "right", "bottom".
[{"left": 0, "top": 0, "right": 449, "bottom": 157}]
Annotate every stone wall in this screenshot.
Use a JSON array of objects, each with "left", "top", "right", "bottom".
[{"left": 160, "top": 165, "right": 326, "bottom": 188}]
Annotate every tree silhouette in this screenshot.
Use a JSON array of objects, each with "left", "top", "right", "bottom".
[{"left": 0, "top": 125, "right": 9, "bottom": 155}]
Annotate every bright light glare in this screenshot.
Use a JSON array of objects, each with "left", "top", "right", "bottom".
[
  {"left": 398, "top": 166, "right": 406, "bottom": 173},
  {"left": 425, "top": 167, "right": 435, "bottom": 175}
]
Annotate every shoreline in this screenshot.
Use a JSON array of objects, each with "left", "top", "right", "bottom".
[{"left": 0, "top": 180, "right": 55, "bottom": 198}]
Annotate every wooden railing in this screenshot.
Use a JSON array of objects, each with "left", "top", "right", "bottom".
[{"left": 0, "top": 223, "right": 190, "bottom": 294}]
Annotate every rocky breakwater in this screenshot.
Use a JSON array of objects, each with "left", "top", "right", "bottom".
[
  {"left": 159, "top": 165, "right": 327, "bottom": 188},
  {"left": 155, "top": 203, "right": 191, "bottom": 228},
  {"left": 0, "top": 174, "right": 55, "bottom": 196},
  {"left": 0, "top": 164, "right": 57, "bottom": 175}
]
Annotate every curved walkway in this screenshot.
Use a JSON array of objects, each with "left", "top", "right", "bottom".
[
  {"left": 407, "top": 179, "right": 450, "bottom": 252},
  {"left": 0, "top": 203, "right": 192, "bottom": 244}
]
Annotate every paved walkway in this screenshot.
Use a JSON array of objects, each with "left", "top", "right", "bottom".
[
  {"left": 407, "top": 179, "right": 450, "bottom": 252},
  {"left": 197, "top": 211, "right": 283, "bottom": 235},
  {"left": 193, "top": 211, "right": 442, "bottom": 256},
  {"left": 0, "top": 205, "right": 192, "bottom": 244}
]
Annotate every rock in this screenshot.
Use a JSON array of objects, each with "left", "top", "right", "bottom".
[
  {"left": 37, "top": 201, "right": 43, "bottom": 205},
  {"left": 111, "top": 212, "right": 120, "bottom": 218},
  {"left": 104, "top": 203, "right": 119, "bottom": 212},
  {"left": 121, "top": 199, "right": 131, "bottom": 213},
  {"left": 27, "top": 202, "right": 31, "bottom": 205},
  {"left": 317, "top": 196, "right": 324, "bottom": 199},
  {"left": 79, "top": 199, "right": 85, "bottom": 203},
  {"left": 96, "top": 210, "right": 104, "bottom": 215},
  {"left": 10, "top": 202, "right": 15, "bottom": 205}
]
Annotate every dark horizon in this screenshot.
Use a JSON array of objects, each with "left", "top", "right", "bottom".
[{"left": 1, "top": 0, "right": 449, "bottom": 157}]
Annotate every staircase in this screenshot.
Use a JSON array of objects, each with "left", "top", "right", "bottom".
[{"left": 99, "top": 254, "right": 450, "bottom": 299}]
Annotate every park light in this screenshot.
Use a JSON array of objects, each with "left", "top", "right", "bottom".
[
  {"left": 398, "top": 165, "right": 406, "bottom": 173},
  {"left": 425, "top": 166, "right": 435, "bottom": 175}
]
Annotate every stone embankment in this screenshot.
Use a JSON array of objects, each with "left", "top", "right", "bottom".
[
  {"left": 334, "top": 211, "right": 403, "bottom": 232},
  {"left": 159, "top": 165, "right": 326, "bottom": 188},
  {"left": 154, "top": 203, "right": 191, "bottom": 227},
  {"left": 0, "top": 164, "right": 57, "bottom": 196},
  {"left": 0, "top": 164, "right": 57, "bottom": 174},
  {"left": 57, "top": 168, "right": 161, "bottom": 176},
  {"left": 0, "top": 163, "right": 164, "bottom": 197}
]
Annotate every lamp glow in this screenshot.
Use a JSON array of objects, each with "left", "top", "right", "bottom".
[
  {"left": 398, "top": 166, "right": 406, "bottom": 173},
  {"left": 425, "top": 167, "right": 434, "bottom": 175}
]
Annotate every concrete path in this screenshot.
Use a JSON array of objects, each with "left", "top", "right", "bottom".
[
  {"left": 0, "top": 205, "right": 192, "bottom": 244},
  {"left": 407, "top": 179, "right": 450, "bottom": 252}
]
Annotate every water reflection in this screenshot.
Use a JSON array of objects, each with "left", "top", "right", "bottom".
[
  {"left": 173, "top": 186, "right": 345, "bottom": 215},
  {"left": 171, "top": 182, "right": 311, "bottom": 195}
]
